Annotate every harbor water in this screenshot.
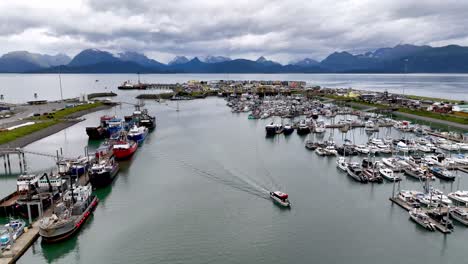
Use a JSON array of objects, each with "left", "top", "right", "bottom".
[
  {"left": 1, "top": 96, "right": 467, "bottom": 263},
  {"left": 1, "top": 73, "right": 468, "bottom": 103}
]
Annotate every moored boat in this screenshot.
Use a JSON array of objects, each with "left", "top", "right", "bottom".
[
  {"left": 379, "top": 168, "right": 401, "bottom": 182},
  {"left": 450, "top": 208, "right": 468, "bottom": 226},
  {"left": 346, "top": 163, "right": 368, "bottom": 183},
  {"left": 409, "top": 209, "right": 436, "bottom": 231},
  {"left": 283, "top": 124, "right": 294, "bottom": 135},
  {"left": 430, "top": 167, "right": 455, "bottom": 181},
  {"left": 127, "top": 125, "right": 149, "bottom": 144},
  {"left": 296, "top": 120, "right": 310, "bottom": 135},
  {"left": 112, "top": 140, "right": 138, "bottom": 160},
  {"left": 39, "top": 185, "right": 99, "bottom": 242},
  {"left": 88, "top": 156, "right": 120, "bottom": 188},
  {"left": 336, "top": 157, "right": 348, "bottom": 171}
]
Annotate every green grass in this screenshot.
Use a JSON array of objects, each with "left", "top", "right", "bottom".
[
  {"left": 403, "top": 94, "right": 461, "bottom": 104},
  {"left": 32, "top": 102, "right": 103, "bottom": 120},
  {"left": 0, "top": 120, "right": 59, "bottom": 145},
  {"left": 323, "top": 95, "right": 388, "bottom": 109},
  {"left": 0, "top": 102, "right": 104, "bottom": 145},
  {"left": 398, "top": 108, "right": 468, "bottom": 125}
]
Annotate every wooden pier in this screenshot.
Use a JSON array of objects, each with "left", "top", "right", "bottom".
[{"left": 389, "top": 197, "right": 452, "bottom": 234}]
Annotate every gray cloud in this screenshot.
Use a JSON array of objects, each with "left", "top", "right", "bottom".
[{"left": 1, "top": 0, "right": 468, "bottom": 63}]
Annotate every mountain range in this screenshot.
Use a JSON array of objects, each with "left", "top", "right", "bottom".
[{"left": 3, "top": 44, "right": 468, "bottom": 73}]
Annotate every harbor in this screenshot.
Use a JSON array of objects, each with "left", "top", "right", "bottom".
[
  {"left": 0, "top": 75, "right": 466, "bottom": 264},
  {"left": 0, "top": 101, "right": 154, "bottom": 263}
]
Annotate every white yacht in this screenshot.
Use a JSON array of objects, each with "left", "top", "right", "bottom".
[
  {"left": 450, "top": 208, "right": 468, "bottom": 226},
  {"left": 448, "top": 191, "right": 468, "bottom": 207}
]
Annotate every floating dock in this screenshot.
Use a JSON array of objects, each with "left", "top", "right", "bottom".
[{"left": 389, "top": 197, "right": 452, "bottom": 234}]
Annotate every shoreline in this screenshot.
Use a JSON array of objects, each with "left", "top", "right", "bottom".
[{"left": 0, "top": 104, "right": 112, "bottom": 149}]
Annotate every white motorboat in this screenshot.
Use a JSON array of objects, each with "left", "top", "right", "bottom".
[
  {"left": 450, "top": 208, "right": 468, "bottom": 226},
  {"left": 336, "top": 157, "right": 348, "bottom": 171},
  {"left": 448, "top": 191, "right": 468, "bottom": 207},
  {"left": 379, "top": 168, "right": 400, "bottom": 182},
  {"left": 409, "top": 209, "right": 436, "bottom": 231},
  {"left": 355, "top": 145, "right": 370, "bottom": 154},
  {"left": 270, "top": 191, "right": 291, "bottom": 207}
]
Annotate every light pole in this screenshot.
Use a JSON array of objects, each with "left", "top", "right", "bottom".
[
  {"left": 59, "top": 65, "right": 64, "bottom": 101},
  {"left": 403, "top": 58, "right": 409, "bottom": 96}
]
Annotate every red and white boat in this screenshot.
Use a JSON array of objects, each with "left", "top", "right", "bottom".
[
  {"left": 270, "top": 191, "right": 291, "bottom": 207},
  {"left": 112, "top": 140, "right": 137, "bottom": 160}
]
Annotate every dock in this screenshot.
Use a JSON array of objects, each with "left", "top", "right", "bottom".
[
  {"left": 0, "top": 172, "right": 90, "bottom": 263},
  {"left": 0, "top": 214, "right": 44, "bottom": 264},
  {"left": 389, "top": 197, "right": 452, "bottom": 234}
]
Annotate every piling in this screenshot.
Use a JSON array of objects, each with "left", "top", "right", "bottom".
[
  {"left": 6, "top": 154, "right": 11, "bottom": 174},
  {"left": 18, "top": 153, "right": 22, "bottom": 173},
  {"left": 3, "top": 155, "right": 6, "bottom": 173}
]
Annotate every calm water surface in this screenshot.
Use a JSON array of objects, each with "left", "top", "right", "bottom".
[
  {"left": 0, "top": 97, "right": 465, "bottom": 263},
  {"left": 1, "top": 73, "right": 468, "bottom": 103}
]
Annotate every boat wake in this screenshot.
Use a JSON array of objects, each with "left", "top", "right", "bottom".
[{"left": 177, "top": 159, "right": 270, "bottom": 201}]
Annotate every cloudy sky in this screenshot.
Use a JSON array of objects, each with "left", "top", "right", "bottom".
[{"left": 1, "top": 0, "right": 468, "bottom": 63}]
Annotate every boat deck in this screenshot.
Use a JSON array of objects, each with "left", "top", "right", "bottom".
[
  {"left": 0, "top": 192, "right": 18, "bottom": 207},
  {"left": 390, "top": 197, "right": 452, "bottom": 234}
]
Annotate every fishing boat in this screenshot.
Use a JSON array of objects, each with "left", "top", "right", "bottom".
[
  {"left": 112, "top": 140, "right": 138, "bottom": 160},
  {"left": 127, "top": 125, "right": 149, "bottom": 144},
  {"left": 88, "top": 156, "right": 120, "bottom": 188},
  {"left": 336, "top": 157, "right": 348, "bottom": 171},
  {"left": 85, "top": 116, "right": 113, "bottom": 139},
  {"left": 430, "top": 167, "right": 455, "bottom": 181},
  {"left": 450, "top": 208, "right": 468, "bottom": 226},
  {"left": 137, "top": 109, "right": 156, "bottom": 129},
  {"left": 269, "top": 191, "right": 291, "bottom": 208},
  {"left": 106, "top": 118, "right": 123, "bottom": 136},
  {"left": 39, "top": 185, "right": 99, "bottom": 242},
  {"left": 379, "top": 168, "right": 401, "bottom": 182},
  {"left": 346, "top": 163, "right": 368, "bottom": 183},
  {"left": 409, "top": 209, "right": 436, "bottom": 231}
]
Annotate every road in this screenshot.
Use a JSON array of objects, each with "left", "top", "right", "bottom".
[
  {"left": 393, "top": 111, "right": 468, "bottom": 131},
  {"left": 0, "top": 102, "right": 69, "bottom": 128}
]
